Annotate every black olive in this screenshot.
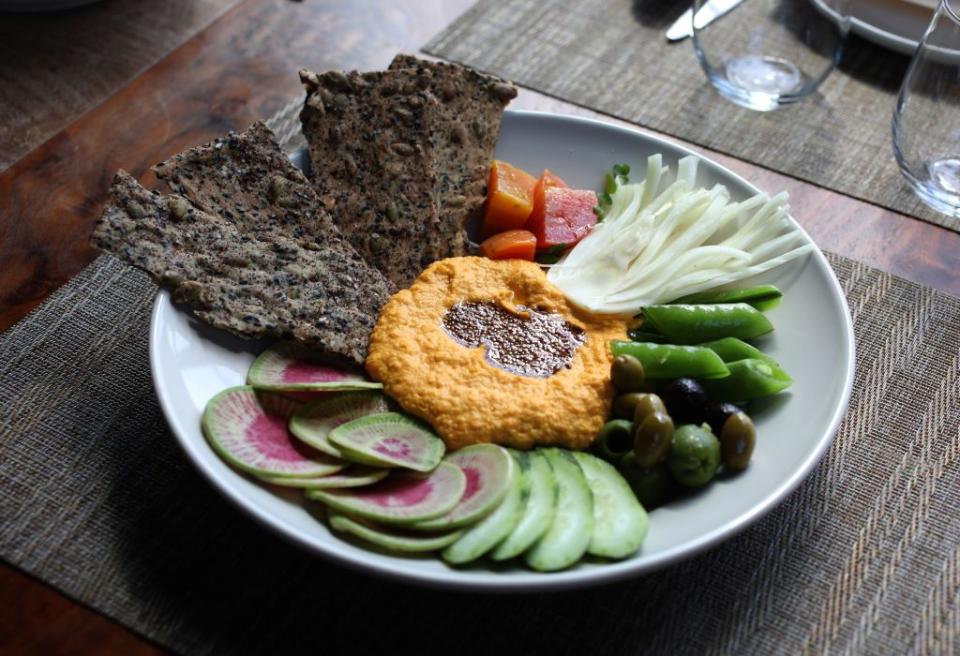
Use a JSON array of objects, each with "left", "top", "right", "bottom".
[
  {"left": 662, "top": 378, "right": 707, "bottom": 424},
  {"left": 703, "top": 401, "right": 745, "bottom": 436}
]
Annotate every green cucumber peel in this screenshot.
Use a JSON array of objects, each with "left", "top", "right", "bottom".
[
  {"left": 490, "top": 449, "right": 558, "bottom": 561},
  {"left": 524, "top": 449, "right": 593, "bottom": 572},
  {"left": 572, "top": 452, "right": 648, "bottom": 559}
]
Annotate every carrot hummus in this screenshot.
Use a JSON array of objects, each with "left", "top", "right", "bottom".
[{"left": 364, "top": 257, "right": 626, "bottom": 450}]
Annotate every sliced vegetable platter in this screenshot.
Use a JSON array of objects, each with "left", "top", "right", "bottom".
[{"left": 150, "top": 111, "right": 855, "bottom": 591}]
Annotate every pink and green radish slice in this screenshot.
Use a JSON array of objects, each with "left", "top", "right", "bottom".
[
  {"left": 288, "top": 391, "right": 390, "bottom": 458},
  {"left": 328, "top": 412, "right": 445, "bottom": 472},
  {"left": 441, "top": 449, "right": 528, "bottom": 565},
  {"left": 411, "top": 444, "right": 515, "bottom": 531},
  {"left": 328, "top": 513, "right": 464, "bottom": 553},
  {"left": 257, "top": 466, "right": 388, "bottom": 489},
  {"left": 247, "top": 342, "right": 382, "bottom": 392},
  {"left": 305, "top": 461, "right": 466, "bottom": 525},
  {"left": 202, "top": 386, "right": 345, "bottom": 478}
]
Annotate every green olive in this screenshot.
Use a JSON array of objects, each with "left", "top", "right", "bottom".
[
  {"left": 668, "top": 423, "right": 720, "bottom": 488},
  {"left": 612, "top": 392, "right": 646, "bottom": 420},
  {"left": 720, "top": 411, "right": 756, "bottom": 471},
  {"left": 611, "top": 354, "right": 647, "bottom": 393},
  {"left": 633, "top": 412, "right": 674, "bottom": 467},
  {"left": 594, "top": 419, "right": 634, "bottom": 462},
  {"left": 631, "top": 393, "right": 668, "bottom": 425},
  {"left": 619, "top": 454, "right": 674, "bottom": 509}
]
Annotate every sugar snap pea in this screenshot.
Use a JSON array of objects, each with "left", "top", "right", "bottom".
[
  {"left": 611, "top": 341, "right": 730, "bottom": 380},
  {"left": 701, "top": 358, "right": 792, "bottom": 402},
  {"left": 670, "top": 285, "right": 783, "bottom": 311},
  {"left": 698, "top": 336, "right": 780, "bottom": 367},
  {"left": 642, "top": 303, "right": 773, "bottom": 344},
  {"left": 627, "top": 327, "right": 669, "bottom": 343}
]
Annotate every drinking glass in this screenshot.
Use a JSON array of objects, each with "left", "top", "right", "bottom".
[
  {"left": 893, "top": 0, "right": 960, "bottom": 217},
  {"left": 693, "top": 0, "right": 850, "bottom": 111}
]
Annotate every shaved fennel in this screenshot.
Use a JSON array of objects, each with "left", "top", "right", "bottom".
[{"left": 546, "top": 155, "right": 813, "bottom": 315}]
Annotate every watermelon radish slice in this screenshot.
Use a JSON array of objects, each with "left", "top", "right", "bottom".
[
  {"left": 412, "top": 444, "right": 515, "bottom": 531},
  {"left": 289, "top": 391, "right": 390, "bottom": 458},
  {"left": 257, "top": 466, "right": 388, "bottom": 489},
  {"left": 305, "top": 461, "right": 466, "bottom": 525},
  {"left": 247, "top": 342, "right": 383, "bottom": 392},
  {"left": 202, "top": 386, "right": 344, "bottom": 478},
  {"left": 328, "top": 413, "right": 445, "bottom": 472},
  {"left": 328, "top": 513, "right": 464, "bottom": 553},
  {"left": 277, "top": 391, "right": 333, "bottom": 403},
  {"left": 441, "top": 449, "right": 527, "bottom": 564}
]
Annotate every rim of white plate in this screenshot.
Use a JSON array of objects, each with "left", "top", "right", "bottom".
[{"left": 150, "top": 110, "right": 856, "bottom": 593}]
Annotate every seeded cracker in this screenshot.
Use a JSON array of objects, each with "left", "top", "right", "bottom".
[
  {"left": 91, "top": 171, "right": 391, "bottom": 365},
  {"left": 153, "top": 121, "right": 358, "bottom": 250},
  {"left": 299, "top": 68, "right": 445, "bottom": 288},
  {"left": 388, "top": 55, "right": 517, "bottom": 256}
]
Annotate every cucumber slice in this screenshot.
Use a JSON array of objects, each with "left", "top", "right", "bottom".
[
  {"left": 306, "top": 461, "right": 466, "bottom": 525},
  {"left": 202, "top": 386, "right": 344, "bottom": 478},
  {"left": 329, "top": 413, "right": 445, "bottom": 472},
  {"left": 289, "top": 391, "right": 390, "bottom": 458},
  {"left": 328, "top": 513, "right": 464, "bottom": 553},
  {"left": 412, "top": 444, "right": 514, "bottom": 531},
  {"left": 247, "top": 342, "right": 382, "bottom": 392},
  {"left": 524, "top": 448, "right": 593, "bottom": 572},
  {"left": 572, "top": 452, "right": 649, "bottom": 559},
  {"left": 257, "top": 466, "right": 388, "bottom": 489},
  {"left": 441, "top": 449, "right": 527, "bottom": 565},
  {"left": 490, "top": 449, "right": 558, "bottom": 561}
]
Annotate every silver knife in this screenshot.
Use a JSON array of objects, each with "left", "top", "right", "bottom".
[{"left": 665, "top": 0, "right": 745, "bottom": 42}]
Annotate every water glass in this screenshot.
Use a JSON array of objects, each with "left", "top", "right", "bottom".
[
  {"left": 893, "top": 0, "right": 960, "bottom": 217},
  {"left": 693, "top": 0, "right": 850, "bottom": 111}
]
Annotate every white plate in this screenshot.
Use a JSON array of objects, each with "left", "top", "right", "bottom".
[
  {"left": 150, "top": 110, "right": 855, "bottom": 592},
  {"left": 815, "top": 0, "right": 933, "bottom": 55}
]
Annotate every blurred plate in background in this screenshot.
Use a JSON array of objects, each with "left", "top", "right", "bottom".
[{"left": 814, "top": 0, "right": 934, "bottom": 55}]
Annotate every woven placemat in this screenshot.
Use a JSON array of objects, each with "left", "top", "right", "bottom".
[
  {"left": 424, "top": 0, "right": 960, "bottom": 233},
  {"left": 2, "top": 98, "right": 960, "bottom": 654},
  {"left": 2, "top": 251, "right": 958, "bottom": 655}
]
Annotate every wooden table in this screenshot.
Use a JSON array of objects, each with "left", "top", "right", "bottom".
[{"left": 1, "top": 0, "right": 958, "bottom": 652}]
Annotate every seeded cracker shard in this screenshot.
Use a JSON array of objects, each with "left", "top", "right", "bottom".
[
  {"left": 299, "top": 67, "right": 445, "bottom": 289},
  {"left": 91, "top": 170, "right": 391, "bottom": 365},
  {"left": 152, "top": 121, "right": 362, "bottom": 249},
  {"left": 388, "top": 55, "right": 517, "bottom": 257}
]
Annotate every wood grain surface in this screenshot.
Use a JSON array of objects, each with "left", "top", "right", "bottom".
[
  {"left": 0, "top": 566, "right": 165, "bottom": 655},
  {"left": 0, "top": 0, "right": 241, "bottom": 172},
  {"left": 1, "top": 0, "right": 959, "bottom": 652}
]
